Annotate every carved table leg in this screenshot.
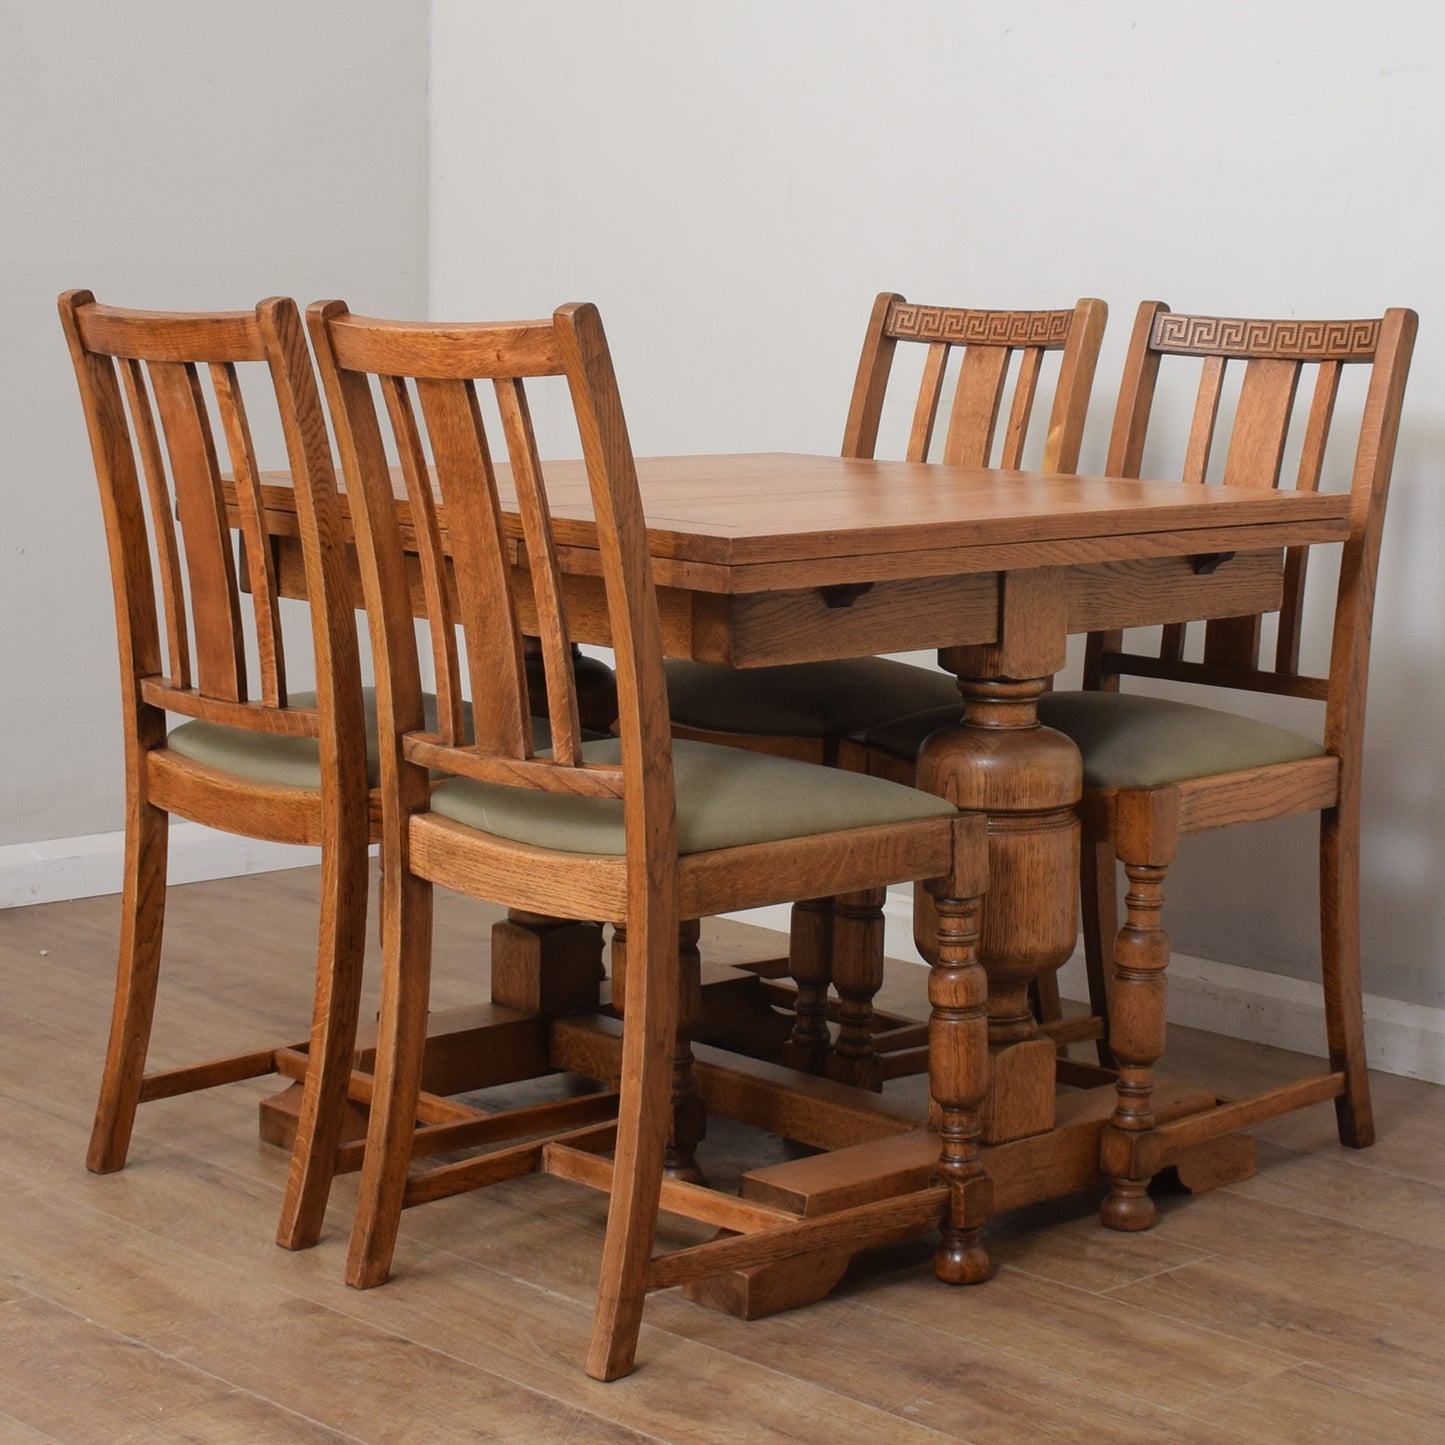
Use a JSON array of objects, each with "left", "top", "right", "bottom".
[
  {"left": 916, "top": 678, "right": 1080, "bottom": 1144},
  {"left": 915, "top": 570, "right": 1080, "bottom": 1146}
]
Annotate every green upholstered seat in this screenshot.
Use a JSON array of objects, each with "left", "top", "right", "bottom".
[
  {"left": 428, "top": 736, "right": 958, "bottom": 856},
  {"left": 1035, "top": 692, "right": 1325, "bottom": 788},
  {"left": 168, "top": 693, "right": 551, "bottom": 790},
  {"left": 860, "top": 692, "right": 1325, "bottom": 790},
  {"left": 663, "top": 657, "right": 961, "bottom": 737}
]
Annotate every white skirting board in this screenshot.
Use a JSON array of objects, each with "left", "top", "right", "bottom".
[
  {"left": 726, "top": 893, "right": 1445, "bottom": 1087},
  {"left": 0, "top": 825, "right": 325, "bottom": 909},
  {"left": 4, "top": 828, "right": 1441, "bottom": 1086}
]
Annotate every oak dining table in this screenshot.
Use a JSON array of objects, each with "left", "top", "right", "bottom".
[{"left": 249, "top": 451, "right": 1350, "bottom": 1316}]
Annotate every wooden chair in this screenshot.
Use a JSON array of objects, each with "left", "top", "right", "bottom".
[
  {"left": 855, "top": 302, "right": 1417, "bottom": 1226},
  {"left": 308, "top": 298, "right": 991, "bottom": 1380},
  {"left": 57, "top": 291, "right": 373, "bottom": 1250},
  {"left": 665, "top": 291, "right": 1106, "bottom": 1080},
  {"left": 665, "top": 291, "right": 1108, "bottom": 759}
]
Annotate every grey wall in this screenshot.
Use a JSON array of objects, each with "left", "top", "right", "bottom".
[
  {"left": 428, "top": 0, "right": 1445, "bottom": 1012},
  {"left": 0, "top": 0, "right": 430, "bottom": 843}
]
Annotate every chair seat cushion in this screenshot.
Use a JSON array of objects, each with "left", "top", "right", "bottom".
[
  {"left": 663, "top": 657, "right": 961, "bottom": 737},
  {"left": 1036, "top": 691, "right": 1326, "bottom": 788},
  {"left": 860, "top": 692, "right": 1325, "bottom": 789},
  {"left": 168, "top": 693, "right": 551, "bottom": 791},
  {"left": 429, "top": 736, "right": 958, "bottom": 856}
]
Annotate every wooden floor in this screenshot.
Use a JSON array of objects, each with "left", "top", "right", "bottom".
[{"left": 2, "top": 864, "right": 1443, "bottom": 1443}]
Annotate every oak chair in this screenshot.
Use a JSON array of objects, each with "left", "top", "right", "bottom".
[
  {"left": 664, "top": 291, "right": 1107, "bottom": 1080},
  {"left": 308, "top": 298, "right": 991, "bottom": 1380},
  {"left": 855, "top": 302, "right": 1417, "bottom": 1227},
  {"left": 58, "top": 291, "right": 372, "bottom": 1251},
  {"left": 665, "top": 291, "right": 1108, "bottom": 759}
]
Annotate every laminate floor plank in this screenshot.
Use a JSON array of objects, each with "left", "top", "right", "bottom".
[
  {"left": 1179, "top": 1361, "right": 1445, "bottom": 1444},
  {"left": 3, "top": 865, "right": 1443, "bottom": 1442},
  {"left": 0, "top": 1294, "right": 355, "bottom": 1444},
  {"left": 1108, "top": 1257, "right": 1445, "bottom": 1415}
]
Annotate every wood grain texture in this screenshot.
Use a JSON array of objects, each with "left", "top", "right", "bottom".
[
  {"left": 3, "top": 876, "right": 1443, "bottom": 1440},
  {"left": 307, "top": 300, "right": 978, "bottom": 1380},
  {"left": 57, "top": 291, "right": 373, "bottom": 1255},
  {"left": 1075, "top": 304, "right": 1418, "bottom": 1227}
]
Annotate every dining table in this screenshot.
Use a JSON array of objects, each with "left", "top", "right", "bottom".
[{"left": 247, "top": 451, "right": 1350, "bottom": 1316}]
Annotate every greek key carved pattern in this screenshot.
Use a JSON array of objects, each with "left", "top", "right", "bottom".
[
  {"left": 1152, "top": 312, "right": 1380, "bottom": 361},
  {"left": 885, "top": 302, "right": 1073, "bottom": 348}
]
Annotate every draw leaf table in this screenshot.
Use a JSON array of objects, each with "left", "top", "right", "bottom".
[{"left": 248, "top": 453, "right": 1348, "bottom": 1315}]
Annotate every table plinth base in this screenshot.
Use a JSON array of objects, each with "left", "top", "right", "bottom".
[{"left": 256, "top": 966, "right": 1255, "bottom": 1321}]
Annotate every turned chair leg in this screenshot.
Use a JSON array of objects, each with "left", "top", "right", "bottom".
[
  {"left": 276, "top": 833, "right": 370, "bottom": 1250},
  {"left": 346, "top": 866, "right": 434, "bottom": 1290},
  {"left": 927, "top": 854, "right": 993, "bottom": 1283},
  {"left": 665, "top": 920, "right": 707, "bottom": 1182},
  {"left": 782, "top": 897, "right": 834, "bottom": 1072},
  {"left": 1100, "top": 858, "right": 1171, "bottom": 1231},
  {"left": 88, "top": 798, "right": 169, "bottom": 1174},
  {"left": 1320, "top": 804, "right": 1374, "bottom": 1148},
  {"left": 824, "top": 887, "right": 887, "bottom": 1090}
]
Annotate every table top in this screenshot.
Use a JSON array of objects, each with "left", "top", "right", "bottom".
[{"left": 258, "top": 452, "right": 1351, "bottom": 595}]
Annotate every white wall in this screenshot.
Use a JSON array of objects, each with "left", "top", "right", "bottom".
[
  {"left": 429, "top": 0, "right": 1445, "bottom": 1012},
  {"left": 0, "top": 1, "right": 430, "bottom": 843},
  {"left": 4, "top": 0, "right": 1440, "bottom": 1024}
]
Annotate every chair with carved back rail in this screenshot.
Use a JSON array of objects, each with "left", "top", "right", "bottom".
[
  {"left": 664, "top": 291, "right": 1107, "bottom": 1084},
  {"left": 852, "top": 301, "right": 1417, "bottom": 1227},
  {"left": 57, "top": 291, "right": 373, "bottom": 1250},
  {"left": 307, "top": 297, "right": 992, "bottom": 1380}
]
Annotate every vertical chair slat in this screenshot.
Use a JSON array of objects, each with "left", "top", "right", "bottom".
[
  {"left": 211, "top": 361, "right": 285, "bottom": 706},
  {"left": 942, "top": 345, "right": 1009, "bottom": 467},
  {"left": 146, "top": 359, "right": 246, "bottom": 701},
  {"left": 1277, "top": 361, "right": 1342, "bottom": 673},
  {"left": 120, "top": 358, "right": 189, "bottom": 688},
  {"left": 1205, "top": 357, "right": 1302, "bottom": 669},
  {"left": 1222, "top": 357, "right": 1301, "bottom": 490},
  {"left": 1182, "top": 354, "right": 1227, "bottom": 486},
  {"left": 1095, "top": 303, "right": 1414, "bottom": 696},
  {"left": 495, "top": 377, "right": 584, "bottom": 766},
  {"left": 414, "top": 377, "right": 531, "bottom": 758},
  {"left": 906, "top": 342, "right": 950, "bottom": 461},
  {"left": 382, "top": 374, "right": 465, "bottom": 744},
  {"left": 999, "top": 347, "right": 1044, "bottom": 470}
]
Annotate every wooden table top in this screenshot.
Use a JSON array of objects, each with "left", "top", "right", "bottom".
[{"left": 258, "top": 453, "right": 1351, "bottom": 595}]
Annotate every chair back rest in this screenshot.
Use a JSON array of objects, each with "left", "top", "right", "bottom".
[
  {"left": 57, "top": 291, "right": 364, "bottom": 762},
  {"left": 307, "top": 301, "right": 676, "bottom": 865},
  {"left": 842, "top": 292, "right": 1107, "bottom": 470},
  {"left": 1092, "top": 302, "right": 1416, "bottom": 757}
]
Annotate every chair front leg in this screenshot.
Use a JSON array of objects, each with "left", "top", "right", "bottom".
[
  {"left": 824, "top": 886, "right": 887, "bottom": 1090},
  {"left": 782, "top": 897, "right": 834, "bottom": 1072},
  {"left": 1099, "top": 857, "right": 1172, "bottom": 1231},
  {"left": 665, "top": 919, "right": 707, "bottom": 1182}
]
